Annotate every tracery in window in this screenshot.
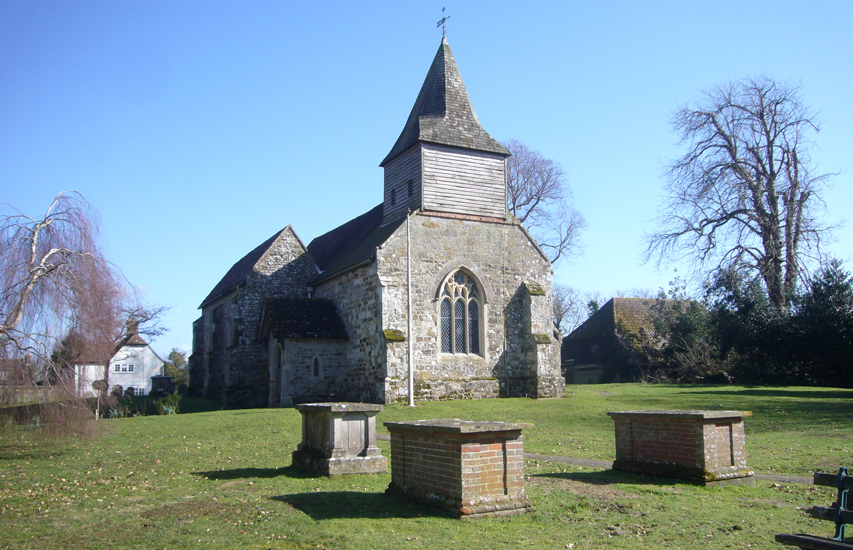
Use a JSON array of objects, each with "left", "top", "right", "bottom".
[{"left": 439, "top": 271, "right": 481, "bottom": 355}]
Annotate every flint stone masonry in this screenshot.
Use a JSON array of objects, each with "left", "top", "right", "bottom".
[
  {"left": 292, "top": 403, "right": 387, "bottom": 476},
  {"left": 384, "top": 419, "right": 532, "bottom": 518},
  {"left": 374, "top": 213, "right": 564, "bottom": 403},
  {"left": 608, "top": 410, "right": 754, "bottom": 486},
  {"left": 190, "top": 227, "right": 316, "bottom": 408}
]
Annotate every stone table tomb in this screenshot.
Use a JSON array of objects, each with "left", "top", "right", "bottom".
[{"left": 291, "top": 403, "right": 387, "bottom": 475}]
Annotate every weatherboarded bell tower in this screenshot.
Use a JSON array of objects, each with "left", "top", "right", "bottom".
[
  {"left": 380, "top": 38, "right": 510, "bottom": 225},
  {"left": 360, "top": 37, "right": 564, "bottom": 402}
]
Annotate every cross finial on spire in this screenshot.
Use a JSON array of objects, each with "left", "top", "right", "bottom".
[{"left": 436, "top": 7, "right": 450, "bottom": 38}]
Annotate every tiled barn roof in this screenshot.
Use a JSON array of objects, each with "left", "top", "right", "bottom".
[{"left": 566, "top": 298, "right": 670, "bottom": 341}]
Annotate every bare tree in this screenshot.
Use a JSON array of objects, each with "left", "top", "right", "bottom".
[
  {"left": 552, "top": 284, "right": 583, "bottom": 335},
  {"left": 614, "top": 287, "right": 658, "bottom": 299},
  {"left": 505, "top": 140, "right": 587, "bottom": 264},
  {"left": 645, "top": 77, "right": 835, "bottom": 311},
  {"left": 552, "top": 285, "right": 608, "bottom": 335},
  {"left": 0, "top": 192, "right": 164, "bottom": 437}
]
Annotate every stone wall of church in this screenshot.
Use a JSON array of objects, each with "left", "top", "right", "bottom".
[
  {"left": 284, "top": 338, "right": 349, "bottom": 402},
  {"left": 188, "top": 317, "right": 205, "bottom": 397},
  {"left": 194, "top": 228, "right": 317, "bottom": 408},
  {"left": 376, "top": 213, "right": 563, "bottom": 402},
  {"left": 313, "top": 264, "right": 386, "bottom": 403}
]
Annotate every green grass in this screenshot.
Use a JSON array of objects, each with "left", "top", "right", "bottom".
[{"left": 1, "top": 384, "right": 850, "bottom": 549}]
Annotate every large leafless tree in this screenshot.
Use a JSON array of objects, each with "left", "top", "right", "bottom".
[
  {"left": 505, "top": 140, "right": 587, "bottom": 264},
  {"left": 645, "top": 77, "right": 834, "bottom": 311},
  {"left": 1, "top": 192, "right": 164, "bottom": 434}
]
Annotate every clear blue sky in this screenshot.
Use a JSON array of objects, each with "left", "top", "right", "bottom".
[{"left": 2, "top": 1, "right": 851, "bottom": 357}]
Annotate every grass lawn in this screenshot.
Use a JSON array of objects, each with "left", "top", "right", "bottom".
[{"left": 1, "top": 384, "right": 850, "bottom": 549}]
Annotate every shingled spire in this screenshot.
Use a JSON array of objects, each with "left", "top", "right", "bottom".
[
  {"left": 381, "top": 38, "right": 509, "bottom": 166},
  {"left": 381, "top": 39, "right": 510, "bottom": 225}
]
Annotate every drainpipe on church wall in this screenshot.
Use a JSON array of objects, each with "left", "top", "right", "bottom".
[{"left": 406, "top": 208, "right": 414, "bottom": 407}]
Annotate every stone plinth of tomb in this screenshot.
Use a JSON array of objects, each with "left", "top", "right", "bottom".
[
  {"left": 608, "top": 410, "right": 754, "bottom": 486},
  {"left": 384, "top": 419, "right": 532, "bottom": 518},
  {"left": 292, "top": 403, "right": 387, "bottom": 476}
]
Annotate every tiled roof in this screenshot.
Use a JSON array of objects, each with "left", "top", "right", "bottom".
[
  {"left": 613, "top": 298, "right": 666, "bottom": 335},
  {"left": 380, "top": 38, "right": 509, "bottom": 167},
  {"left": 120, "top": 333, "right": 148, "bottom": 346},
  {"left": 199, "top": 228, "right": 292, "bottom": 308},
  {"left": 566, "top": 298, "right": 671, "bottom": 341},
  {"left": 566, "top": 298, "right": 616, "bottom": 341},
  {"left": 306, "top": 204, "right": 405, "bottom": 285},
  {"left": 259, "top": 298, "right": 347, "bottom": 340}
]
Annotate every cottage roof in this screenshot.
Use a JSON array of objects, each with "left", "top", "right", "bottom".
[
  {"left": 120, "top": 333, "right": 149, "bottom": 347},
  {"left": 380, "top": 38, "right": 509, "bottom": 167},
  {"left": 306, "top": 203, "right": 405, "bottom": 285},
  {"left": 199, "top": 226, "right": 304, "bottom": 309},
  {"left": 259, "top": 298, "right": 348, "bottom": 340}
]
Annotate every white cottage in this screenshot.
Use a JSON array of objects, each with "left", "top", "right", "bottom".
[{"left": 72, "top": 327, "right": 165, "bottom": 397}]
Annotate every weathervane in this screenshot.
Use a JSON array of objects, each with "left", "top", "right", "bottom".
[{"left": 436, "top": 7, "right": 450, "bottom": 38}]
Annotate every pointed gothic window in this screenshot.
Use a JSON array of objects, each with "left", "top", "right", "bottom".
[{"left": 439, "top": 270, "right": 482, "bottom": 355}]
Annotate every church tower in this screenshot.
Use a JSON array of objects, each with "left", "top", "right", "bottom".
[{"left": 380, "top": 38, "right": 510, "bottom": 225}]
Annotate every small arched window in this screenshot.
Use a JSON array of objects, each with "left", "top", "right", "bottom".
[
  {"left": 312, "top": 357, "right": 321, "bottom": 378},
  {"left": 440, "top": 271, "right": 481, "bottom": 355}
]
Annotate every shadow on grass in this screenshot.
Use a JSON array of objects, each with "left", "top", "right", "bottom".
[
  {"left": 272, "top": 491, "right": 444, "bottom": 520},
  {"left": 193, "top": 465, "right": 321, "bottom": 481},
  {"left": 0, "top": 444, "right": 69, "bottom": 462},
  {"left": 531, "top": 468, "right": 691, "bottom": 487}
]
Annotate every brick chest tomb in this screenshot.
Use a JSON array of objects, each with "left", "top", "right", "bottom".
[
  {"left": 384, "top": 419, "right": 532, "bottom": 518},
  {"left": 608, "top": 410, "right": 754, "bottom": 486},
  {"left": 291, "top": 403, "right": 387, "bottom": 475}
]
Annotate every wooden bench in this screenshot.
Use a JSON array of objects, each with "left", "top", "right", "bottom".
[{"left": 776, "top": 468, "right": 853, "bottom": 549}]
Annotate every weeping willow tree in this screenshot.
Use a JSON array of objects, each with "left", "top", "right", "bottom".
[{"left": 1, "top": 192, "right": 164, "bottom": 438}]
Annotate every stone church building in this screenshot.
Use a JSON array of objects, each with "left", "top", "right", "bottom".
[{"left": 189, "top": 38, "right": 564, "bottom": 407}]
